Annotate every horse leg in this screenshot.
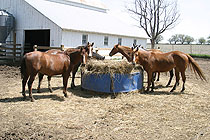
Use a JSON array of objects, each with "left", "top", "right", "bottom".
[
  {"left": 71, "top": 64, "right": 80, "bottom": 89},
  {"left": 48, "top": 76, "right": 53, "bottom": 93},
  {"left": 157, "top": 72, "right": 160, "bottom": 81},
  {"left": 166, "top": 69, "right": 174, "bottom": 87},
  {"left": 37, "top": 73, "right": 44, "bottom": 93},
  {"left": 151, "top": 74, "right": 155, "bottom": 92},
  {"left": 63, "top": 73, "right": 70, "bottom": 98},
  {"left": 28, "top": 73, "right": 37, "bottom": 102},
  {"left": 146, "top": 72, "right": 153, "bottom": 92},
  {"left": 170, "top": 68, "right": 180, "bottom": 92},
  {"left": 152, "top": 72, "right": 156, "bottom": 82},
  {"left": 180, "top": 71, "right": 186, "bottom": 92},
  {"left": 22, "top": 74, "right": 29, "bottom": 100}
]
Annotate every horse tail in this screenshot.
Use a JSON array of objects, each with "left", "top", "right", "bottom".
[
  {"left": 186, "top": 54, "right": 207, "bottom": 81},
  {"left": 20, "top": 56, "right": 27, "bottom": 79}
]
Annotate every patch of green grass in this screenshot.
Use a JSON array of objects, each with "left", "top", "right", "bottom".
[{"left": 189, "top": 54, "right": 210, "bottom": 59}]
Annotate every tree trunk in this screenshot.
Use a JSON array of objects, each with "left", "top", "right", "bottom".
[{"left": 150, "top": 39, "right": 155, "bottom": 49}]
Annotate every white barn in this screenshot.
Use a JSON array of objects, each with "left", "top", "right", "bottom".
[{"left": 0, "top": 0, "right": 147, "bottom": 56}]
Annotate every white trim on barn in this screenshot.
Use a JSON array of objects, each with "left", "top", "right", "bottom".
[{"left": 0, "top": 0, "right": 148, "bottom": 56}]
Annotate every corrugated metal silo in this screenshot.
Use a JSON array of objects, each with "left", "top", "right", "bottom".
[{"left": 0, "top": 9, "right": 15, "bottom": 43}]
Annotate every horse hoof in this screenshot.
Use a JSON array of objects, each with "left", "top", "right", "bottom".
[
  {"left": 31, "top": 98, "right": 35, "bottom": 102},
  {"left": 170, "top": 89, "right": 174, "bottom": 92},
  {"left": 64, "top": 93, "right": 68, "bottom": 98},
  {"left": 22, "top": 96, "right": 26, "bottom": 101},
  {"left": 71, "top": 84, "right": 76, "bottom": 89},
  {"left": 49, "top": 89, "right": 53, "bottom": 93}
]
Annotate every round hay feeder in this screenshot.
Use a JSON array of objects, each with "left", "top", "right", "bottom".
[{"left": 81, "top": 60, "right": 144, "bottom": 93}]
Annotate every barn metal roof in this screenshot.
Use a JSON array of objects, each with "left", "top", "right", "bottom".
[{"left": 25, "top": 0, "right": 148, "bottom": 39}]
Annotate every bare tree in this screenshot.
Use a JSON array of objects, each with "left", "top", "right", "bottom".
[
  {"left": 155, "top": 34, "right": 163, "bottom": 44},
  {"left": 128, "top": 0, "right": 180, "bottom": 48}
]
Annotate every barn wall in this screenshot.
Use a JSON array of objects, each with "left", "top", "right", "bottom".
[
  {"left": 62, "top": 30, "right": 147, "bottom": 48},
  {"left": 0, "top": 0, "right": 62, "bottom": 48}
]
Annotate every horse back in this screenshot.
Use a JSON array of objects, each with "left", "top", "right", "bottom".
[
  {"left": 45, "top": 49, "right": 63, "bottom": 54},
  {"left": 24, "top": 51, "right": 70, "bottom": 76}
]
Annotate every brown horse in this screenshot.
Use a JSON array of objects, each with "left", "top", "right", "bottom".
[
  {"left": 37, "top": 42, "right": 105, "bottom": 92},
  {"left": 109, "top": 44, "right": 133, "bottom": 62},
  {"left": 109, "top": 44, "right": 174, "bottom": 86},
  {"left": 20, "top": 47, "right": 88, "bottom": 102},
  {"left": 132, "top": 48, "right": 206, "bottom": 92}
]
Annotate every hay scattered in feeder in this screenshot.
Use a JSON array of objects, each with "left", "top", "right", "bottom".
[{"left": 82, "top": 59, "right": 143, "bottom": 75}]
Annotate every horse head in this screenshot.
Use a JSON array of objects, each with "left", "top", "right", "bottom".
[
  {"left": 80, "top": 46, "right": 89, "bottom": 66},
  {"left": 85, "top": 42, "right": 94, "bottom": 58},
  {"left": 109, "top": 44, "right": 119, "bottom": 56},
  {"left": 131, "top": 46, "right": 139, "bottom": 65}
]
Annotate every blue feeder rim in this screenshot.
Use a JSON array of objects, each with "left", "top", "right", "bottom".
[{"left": 81, "top": 71, "right": 143, "bottom": 93}]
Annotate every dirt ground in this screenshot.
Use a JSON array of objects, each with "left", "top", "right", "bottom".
[{"left": 0, "top": 58, "right": 209, "bottom": 140}]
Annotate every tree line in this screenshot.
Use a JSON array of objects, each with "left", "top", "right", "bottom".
[{"left": 156, "top": 34, "right": 210, "bottom": 45}]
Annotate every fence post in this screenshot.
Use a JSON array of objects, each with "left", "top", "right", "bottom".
[
  {"left": 33, "top": 45, "right": 38, "bottom": 51},
  {"left": 61, "top": 45, "right": 64, "bottom": 51},
  {"left": 13, "top": 31, "right": 16, "bottom": 62}
]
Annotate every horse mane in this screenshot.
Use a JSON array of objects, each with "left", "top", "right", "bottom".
[
  {"left": 64, "top": 48, "right": 80, "bottom": 56},
  {"left": 118, "top": 45, "right": 132, "bottom": 53}
]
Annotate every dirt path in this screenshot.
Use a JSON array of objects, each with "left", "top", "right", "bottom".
[{"left": 0, "top": 58, "right": 209, "bottom": 140}]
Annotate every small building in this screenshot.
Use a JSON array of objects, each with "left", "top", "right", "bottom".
[{"left": 0, "top": 0, "right": 147, "bottom": 56}]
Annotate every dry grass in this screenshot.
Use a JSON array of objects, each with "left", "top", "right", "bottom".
[
  {"left": 0, "top": 58, "right": 210, "bottom": 140},
  {"left": 83, "top": 59, "right": 142, "bottom": 75}
]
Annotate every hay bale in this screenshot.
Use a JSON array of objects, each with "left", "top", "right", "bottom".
[{"left": 82, "top": 59, "right": 143, "bottom": 75}]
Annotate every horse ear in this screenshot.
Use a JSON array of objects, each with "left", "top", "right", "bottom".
[
  {"left": 133, "top": 43, "right": 136, "bottom": 48},
  {"left": 91, "top": 42, "right": 94, "bottom": 46},
  {"left": 80, "top": 47, "right": 83, "bottom": 52},
  {"left": 136, "top": 47, "right": 139, "bottom": 52},
  {"left": 115, "top": 44, "right": 119, "bottom": 48}
]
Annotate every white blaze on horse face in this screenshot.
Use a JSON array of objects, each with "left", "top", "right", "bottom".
[
  {"left": 89, "top": 46, "right": 93, "bottom": 57},
  {"left": 133, "top": 53, "right": 136, "bottom": 62},
  {"left": 83, "top": 54, "right": 86, "bottom": 64}
]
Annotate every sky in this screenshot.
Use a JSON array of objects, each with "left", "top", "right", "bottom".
[{"left": 101, "top": 0, "right": 210, "bottom": 43}]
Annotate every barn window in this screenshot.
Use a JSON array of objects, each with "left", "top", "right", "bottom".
[
  {"left": 133, "top": 39, "right": 137, "bottom": 45},
  {"left": 104, "top": 36, "right": 108, "bottom": 46},
  {"left": 118, "top": 38, "right": 122, "bottom": 45},
  {"left": 82, "top": 34, "right": 88, "bottom": 44}
]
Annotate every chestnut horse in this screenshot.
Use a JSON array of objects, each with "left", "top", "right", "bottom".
[
  {"left": 37, "top": 42, "right": 105, "bottom": 92},
  {"left": 109, "top": 44, "right": 174, "bottom": 86},
  {"left": 133, "top": 48, "right": 206, "bottom": 92},
  {"left": 20, "top": 47, "right": 88, "bottom": 102}
]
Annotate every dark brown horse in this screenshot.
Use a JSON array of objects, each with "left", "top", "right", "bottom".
[
  {"left": 21, "top": 47, "right": 88, "bottom": 102},
  {"left": 37, "top": 42, "right": 105, "bottom": 92},
  {"left": 133, "top": 48, "right": 206, "bottom": 92},
  {"left": 109, "top": 44, "right": 174, "bottom": 86}
]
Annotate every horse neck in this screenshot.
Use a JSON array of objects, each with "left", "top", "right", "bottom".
[
  {"left": 70, "top": 51, "right": 82, "bottom": 65},
  {"left": 118, "top": 46, "right": 132, "bottom": 61},
  {"left": 137, "top": 51, "right": 150, "bottom": 64}
]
